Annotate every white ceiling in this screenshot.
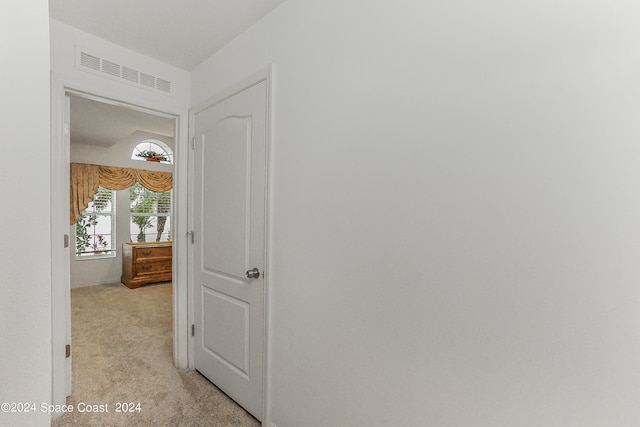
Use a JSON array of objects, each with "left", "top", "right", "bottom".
[
  {"left": 49, "top": 0, "right": 287, "bottom": 71},
  {"left": 70, "top": 95, "right": 175, "bottom": 147}
]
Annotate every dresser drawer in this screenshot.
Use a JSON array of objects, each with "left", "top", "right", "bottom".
[
  {"left": 136, "top": 259, "right": 172, "bottom": 275},
  {"left": 121, "top": 242, "right": 172, "bottom": 289},
  {"left": 136, "top": 245, "right": 172, "bottom": 259}
]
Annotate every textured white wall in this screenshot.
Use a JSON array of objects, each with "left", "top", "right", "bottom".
[
  {"left": 0, "top": 1, "right": 52, "bottom": 426},
  {"left": 70, "top": 133, "right": 174, "bottom": 288},
  {"left": 193, "top": 1, "right": 640, "bottom": 426}
]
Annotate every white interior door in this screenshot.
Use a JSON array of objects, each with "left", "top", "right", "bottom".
[{"left": 193, "top": 79, "right": 268, "bottom": 420}]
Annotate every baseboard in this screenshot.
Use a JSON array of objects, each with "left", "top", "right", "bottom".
[{"left": 70, "top": 280, "right": 123, "bottom": 289}]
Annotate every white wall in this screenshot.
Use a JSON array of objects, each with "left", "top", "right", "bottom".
[
  {"left": 0, "top": 1, "right": 51, "bottom": 426},
  {"left": 193, "top": 1, "right": 640, "bottom": 426},
  {"left": 70, "top": 133, "right": 174, "bottom": 288}
]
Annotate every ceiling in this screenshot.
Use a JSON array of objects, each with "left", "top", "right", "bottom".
[
  {"left": 70, "top": 95, "right": 175, "bottom": 147},
  {"left": 49, "top": 0, "right": 287, "bottom": 71}
]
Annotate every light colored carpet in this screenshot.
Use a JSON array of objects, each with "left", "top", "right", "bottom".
[{"left": 53, "top": 282, "right": 260, "bottom": 427}]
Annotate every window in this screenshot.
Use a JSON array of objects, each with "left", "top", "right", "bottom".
[
  {"left": 75, "top": 187, "right": 115, "bottom": 258},
  {"left": 130, "top": 183, "right": 172, "bottom": 242},
  {"left": 131, "top": 139, "right": 173, "bottom": 164}
]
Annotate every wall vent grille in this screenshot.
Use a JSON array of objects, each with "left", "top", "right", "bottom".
[
  {"left": 140, "top": 73, "right": 156, "bottom": 88},
  {"left": 76, "top": 48, "right": 172, "bottom": 95},
  {"left": 102, "top": 60, "right": 121, "bottom": 77},
  {"left": 122, "top": 66, "right": 139, "bottom": 84},
  {"left": 156, "top": 78, "right": 171, "bottom": 93},
  {"left": 80, "top": 52, "right": 100, "bottom": 71}
]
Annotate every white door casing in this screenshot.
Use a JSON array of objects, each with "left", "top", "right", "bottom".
[
  {"left": 51, "top": 78, "right": 190, "bottom": 416},
  {"left": 193, "top": 77, "right": 269, "bottom": 421},
  {"left": 63, "top": 95, "right": 73, "bottom": 396},
  {"left": 51, "top": 94, "right": 73, "bottom": 404}
]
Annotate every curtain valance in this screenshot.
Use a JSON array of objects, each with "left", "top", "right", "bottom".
[{"left": 70, "top": 162, "right": 173, "bottom": 224}]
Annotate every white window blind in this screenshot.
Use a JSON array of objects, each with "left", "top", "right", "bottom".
[{"left": 130, "top": 183, "right": 172, "bottom": 243}]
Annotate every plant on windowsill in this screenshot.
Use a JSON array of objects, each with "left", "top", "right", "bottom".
[{"left": 135, "top": 150, "right": 167, "bottom": 162}]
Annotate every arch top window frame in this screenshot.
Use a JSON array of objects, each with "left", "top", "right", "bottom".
[{"left": 131, "top": 139, "right": 173, "bottom": 164}]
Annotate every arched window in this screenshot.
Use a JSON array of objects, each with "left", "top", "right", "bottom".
[{"left": 131, "top": 139, "right": 173, "bottom": 164}]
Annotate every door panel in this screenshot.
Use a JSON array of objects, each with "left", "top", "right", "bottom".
[
  {"left": 202, "top": 117, "right": 252, "bottom": 277},
  {"left": 202, "top": 288, "right": 250, "bottom": 377},
  {"left": 194, "top": 80, "right": 267, "bottom": 421}
]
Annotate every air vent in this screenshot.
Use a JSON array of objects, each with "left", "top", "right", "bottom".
[
  {"left": 102, "top": 60, "right": 120, "bottom": 77},
  {"left": 75, "top": 48, "right": 172, "bottom": 95},
  {"left": 122, "top": 67, "right": 139, "bottom": 83},
  {"left": 80, "top": 52, "right": 100, "bottom": 71},
  {"left": 140, "top": 73, "right": 156, "bottom": 88},
  {"left": 156, "top": 78, "right": 171, "bottom": 93}
]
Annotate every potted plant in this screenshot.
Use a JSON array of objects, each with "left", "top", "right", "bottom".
[{"left": 136, "top": 150, "right": 167, "bottom": 162}]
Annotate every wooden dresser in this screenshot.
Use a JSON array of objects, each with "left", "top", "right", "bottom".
[{"left": 121, "top": 242, "right": 172, "bottom": 289}]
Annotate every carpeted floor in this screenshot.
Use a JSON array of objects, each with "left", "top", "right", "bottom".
[{"left": 53, "top": 282, "right": 260, "bottom": 427}]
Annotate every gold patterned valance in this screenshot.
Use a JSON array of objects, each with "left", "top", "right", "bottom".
[{"left": 70, "top": 162, "right": 173, "bottom": 224}]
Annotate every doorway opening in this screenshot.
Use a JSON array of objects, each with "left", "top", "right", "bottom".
[{"left": 66, "top": 91, "right": 178, "bottom": 394}]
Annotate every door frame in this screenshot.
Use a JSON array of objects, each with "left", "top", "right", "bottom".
[
  {"left": 188, "top": 66, "right": 273, "bottom": 422},
  {"left": 50, "top": 74, "right": 191, "bottom": 410}
]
